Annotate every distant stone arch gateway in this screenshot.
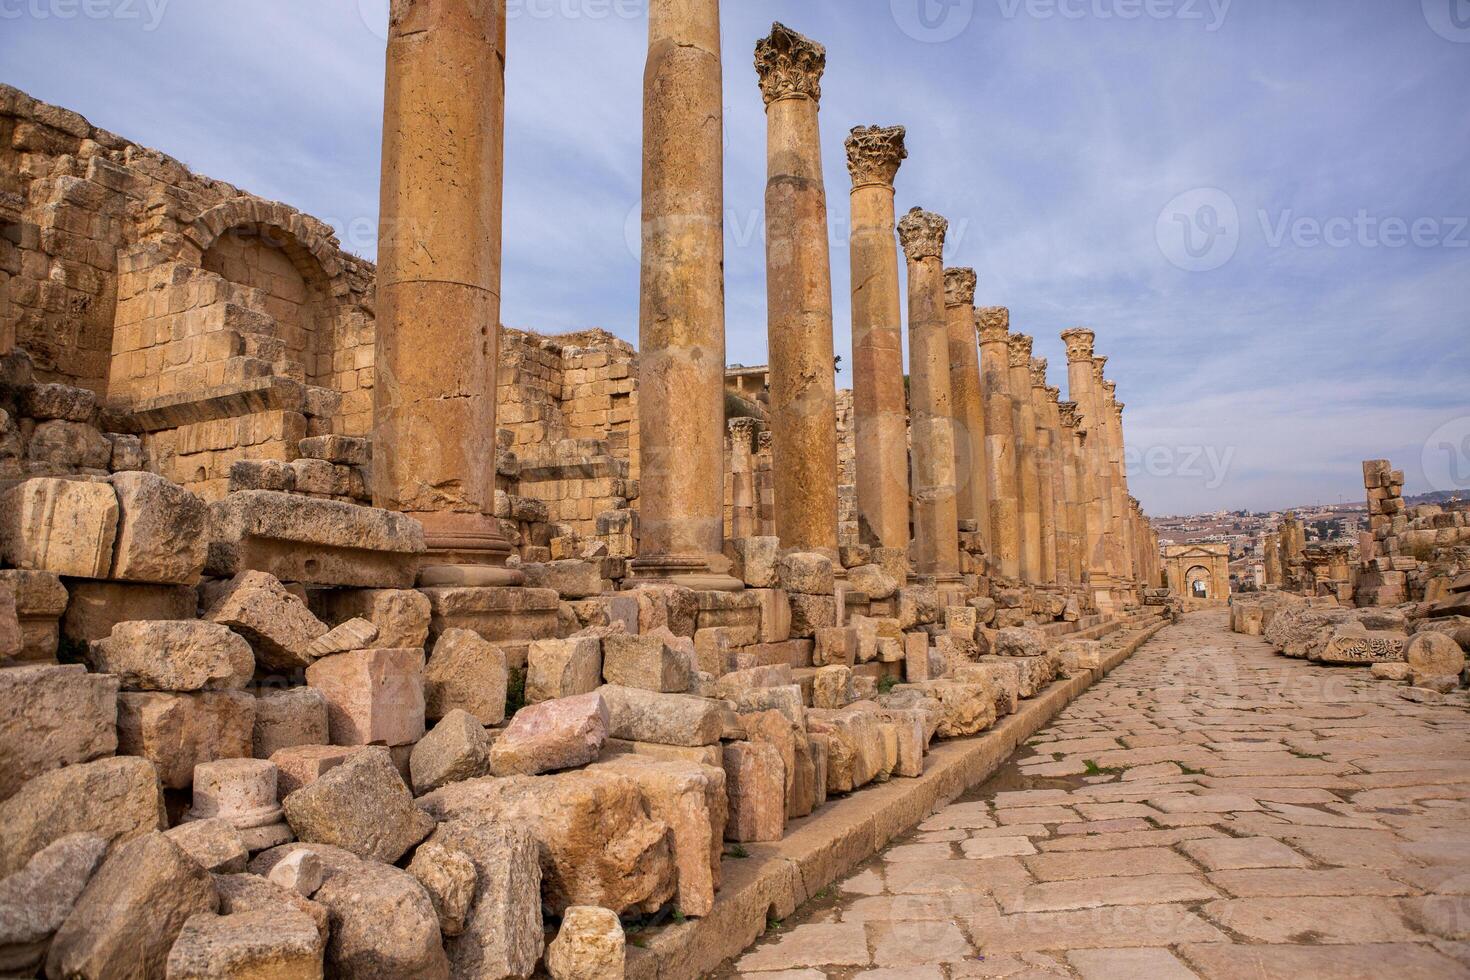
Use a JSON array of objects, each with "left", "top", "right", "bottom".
[{"left": 1163, "top": 543, "right": 1231, "bottom": 607}]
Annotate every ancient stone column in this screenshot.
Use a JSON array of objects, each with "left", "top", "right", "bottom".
[
  {"left": 756, "top": 23, "right": 838, "bottom": 556},
  {"left": 729, "top": 418, "right": 761, "bottom": 540},
  {"left": 1028, "top": 358, "right": 1059, "bottom": 584},
  {"left": 1040, "top": 381, "right": 1070, "bottom": 586},
  {"left": 1264, "top": 531, "right": 1281, "bottom": 586},
  {"left": 1058, "top": 401, "right": 1088, "bottom": 585},
  {"left": 943, "top": 268, "right": 989, "bottom": 547},
  {"left": 977, "top": 307, "right": 1021, "bottom": 581},
  {"left": 847, "top": 125, "right": 909, "bottom": 556},
  {"left": 1007, "top": 334, "right": 1043, "bottom": 583},
  {"left": 629, "top": 0, "right": 740, "bottom": 590},
  {"left": 374, "top": 0, "right": 519, "bottom": 586},
  {"left": 1061, "top": 328, "right": 1115, "bottom": 601},
  {"left": 897, "top": 208, "right": 960, "bottom": 582},
  {"left": 1100, "top": 375, "right": 1136, "bottom": 583}
]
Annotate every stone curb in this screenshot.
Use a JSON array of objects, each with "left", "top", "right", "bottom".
[{"left": 627, "top": 613, "right": 1171, "bottom": 979}]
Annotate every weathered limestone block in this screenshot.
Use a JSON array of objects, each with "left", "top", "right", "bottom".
[
  {"left": 526, "top": 636, "right": 603, "bottom": 704},
  {"left": 0, "top": 570, "right": 67, "bottom": 664},
  {"left": 1371, "top": 661, "right": 1413, "bottom": 682},
  {"left": 283, "top": 747, "right": 433, "bottom": 863},
  {"left": 731, "top": 684, "right": 806, "bottom": 729},
  {"left": 0, "top": 663, "right": 117, "bottom": 801},
  {"left": 740, "top": 708, "right": 818, "bottom": 820},
  {"left": 778, "top": 552, "right": 836, "bottom": 595},
  {"left": 306, "top": 647, "right": 426, "bottom": 746},
  {"left": 253, "top": 687, "right": 329, "bottom": 759},
  {"left": 754, "top": 588, "right": 792, "bottom": 644},
  {"left": 164, "top": 907, "right": 325, "bottom": 980},
  {"left": 407, "top": 841, "right": 476, "bottom": 937},
  {"left": 808, "top": 708, "right": 887, "bottom": 792},
  {"left": 271, "top": 745, "right": 362, "bottom": 798},
  {"left": 214, "top": 872, "right": 329, "bottom": 939},
  {"left": 424, "top": 628, "right": 508, "bottom": 725},
  {"left": 629, "top": 586, "right": 699, "bottom": 638},
  {"left": 45, "top": 832, "right": 217, "bottom": 980},
  {"left": 267, "top": 848, "right": 324, "bottom": 898},
  {"left": 311, "top": 587, "right": 431, "bottom": 649},
  {"left": 0, "top": 833, "right": 107, "bottom": 975},
  {"left": 411, "top": 709, "right": 492, "bottom": 794},
  {"left": 185, "top": 758, "right": 292, "bottom": 852},
  {"left": 726, "top": 536, "right": 780, "bottom": 588},
  {"left": 870, "top": 707, "right": 927, "bottom": 777},
  {"left": 60, "top": 581, "right": 197, "bottom": 646},
  {"left": 904, "top": 632, "right": 942, "bottom": 683},
  {"left": 165, "top": 817, "right": 249, "bottom": 874},
  {"left": 26, "top": 420, "right": 111, "bottom": 471},
  {"left": 0, "top": 583, "right": 18, "bottom": 662},
  {"left": 107, "top": 471, "right": 208, "bottom": 584},
  {"left": 847, "top": 563, "right": 899, "bottom": 600},
  {"left": 20, "top": 382, "right": 94, "bottom": 421},
  {"left": 1265, "top": 606, "right": 1356, "bottom": 658},
  {"left": 897, "top": 586, "right": 941, "bottom": 629},
  {"left": 1405, "top": 631, "right": 1465, "bottom": 684},
  {"left": 1055, "top": 638, "right": 1105, "bottom": 671},
  {"left": 953, "top": 662, "right": 1021, "bottom": 715},
  {"left": 602, "top": 632, "right": 692, "bottom": 692},
  {"left": 976, "top": 654, "right": 1054, "bottom": 697},
  {"left": 813, "top": 664, "right": 855, "bottom": 709},
  {"left": 995, "top": 626, "right": 1047, "bottom": 658},
  {"left": 722, "top": 740, "right": 785, "bottom": 842},
  {"left": 592, "top": 756, "right": 726, "bottom": 916},
  {"left": 312, "top": 861, "right": 449, "bottom": 979},
  {"left": 89, "top": 620, "right": 252, "bottom": 692},
  {"left": 597, "top": 684, "right": 725, "bottom": 747},
  {"left": 304, "top": 617, "right": 379, "bottom": 658},
  {"left": 206, "top": 491, "right": 426, "bottom": 588},
  {"left": 892, "top": 680, "right": 996, "bottom": 738},
  {"left": 813, "top": 626, "right": 858, "bottom": 667},
  {"left": 521, "top": 559, "right": 605, "bottom": 599},
  {"left": 1313, "top": 626, "right": 1408, "bottom": 664},
  {"left": 788, "top": 593, "right": 837, "bottom": 637},
  {"left": 712, "top": 663, "right": 793, "bottom": 700},
  {"left": 416, "top": 770, "right": 676, "bottom": 916},
  {"left": 421, "top": 586, "right": 562, "bottom": 653},
  {"left": 207, "top": 570, "right": 330, "bottom": 671},
  {"left": 0, "top": 478, "right": 117, "bottom": 577},
  {"left": 118, "top": 690, "right": 254, "bottom": 789},
  {"left": 935, "top": 634, "right": 978, "bottom": 672},
  {"left": 547, "top": 906, "right": 624, "bottom": 980},
  {"left": 0, "top": 756, "right": 165, "bottom": 876},
  {"left": 970, "top": 595, "right": 998, "bottom": 625},
  {"left": 488, "top": 691, "right": 609, "bottom": 776},
  {"left": 427, "top": 821, "right": 543, "bottom": 980},
  {"left": 946, "top": 605, "right": 979, "bottom": 638}
]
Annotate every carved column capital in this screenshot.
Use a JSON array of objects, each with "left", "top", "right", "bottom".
[
  {"left": 1093, "top": 356, "right": 1108, "bottom": 384},
  {"left": 1102, "top": 379, "right": 1118, "bottom": 400},
  {"left": 1060, "top": 327, "right": 1095, "bottom": 363},
  {"left": 755, "top": 22, "right": 826, "bottom": 106},
  {"left": 1059, "top": 401, "right": 1080, "bottom": 427},
  {"left": 1029, "top": 357, "right": 1048, "bottom": 389},
  {"left": 897, "top": 207, "right": 946, "bottom": 262},
  {"left": 1045, "top": 385, "right": 1061, "bottom": 403},
  {"left": 1006, "top": 332, "right": 1033, "bottom": 368},
  {"left": 845, "top": 125, "right": 907, "bottom": 188},
  {"left": 975, "top": 306, "right": 1010, "bottom": 345},
  {"left": 944, "top": 267, "right": 977, "bottom": 307}
]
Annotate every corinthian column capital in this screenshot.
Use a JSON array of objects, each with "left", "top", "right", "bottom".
[
  {"left": 976, "top": 306, "right": 1010, "bottom": 344},
  {"left": 1102, "top": 378, "right": 1118, "bottom": 400},
  {"left": 944, "top": 267, "right": 977, "bottom": 307},
  {"left": 1045, "top": 385, "right": 1061, "bottom": 403},
  {"left": 1060, "top": 327, "right": 1095, "bottom": 363},
  {"left": 845, "top": 125, "right": 906, "bottom": 188},
  {"left": 897, "top": 207, "right": 946, "bottom": 262},
  {"left": 1006, "top": 332, "right": 1034, "bottom": 369},
  {"left": 1059, "top": 401, "right": 1080, "bottom": 427},
  {"left": 755, "top": 22, "right": 826, "bottom": 105},
  {"left": 1029, "top": 357, "right": 1048, "bottom": 389},
  {"left": 1093, "top": 356, "right": 1108, "bottom": 384}
]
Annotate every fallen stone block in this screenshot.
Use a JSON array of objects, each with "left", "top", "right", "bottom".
[
  {"left": 778, "top": 551, "right": 835, "bottom": 595},
  {"left": 214, "top": 871, "right": 329, "bottom": 939},
  {"left": 995, "top": 626, "right": 1047, "bottom": 658},
  {"left": 0, "top": 569, "right": 67, "bottom": 664},
  {"left": 416, "top": 769, "right": 676, "bottom": 916},
  {"left": 312, "top": 858, "right": 450, "bottom": 979},
  {"left": 0, "top": 756, "right": 165, "bottom": 876},
  {"left": 603, "top": 631, "right": 692, "bottom": 692},
  {"left": 731, "top": 684, "right": 806, "bottom": 729},
  {"left": 489, "top": 691, "right": 609, "bottom": 776},
  {"left": 426, "top": 820, "right": 544, "bottom": 979},
  {"left": 271, "top": 744, "right": 362, "bottom": 798},
  {"left": 207, "top": 570, "right": 330, "bottom": 671},
  {"left": 117, "top": 689, "right": 254, "bottom": 789},
  {"left": 1313, "top": 626, "right": 1408, "bottom": 664},
  {"left": 547, "top": 906, "right": 625, "bottom": 980},
  {"left": 592, "top": 755, "right": 726, "bottom": 916},
  {"left": 61, "top": 581, "right": 198, "bottom": 647},
  {"left": 0, "top": 833, "right": 107, "bottom": 976},
  {"left": 788, "top": 593, "right": 837, "bottom": 637},
  {"left": 407, "top": 840, "right": 476, "bottom": 937},
  {"left": 304, "top": 617, "right": 379, "bottom": 658},
  {"left": 421, "top": 586, "right": 561, "bottom": 655},
  {"left": 267, "top": 848, "right": 324, "bottom": 898},
  {"left": 0, "top": 477, "right": 117, "bottom": 578},
  {"left": 1371, "top": 662, "right": 1412, "bottom": 682},
  {"left": 0, "top": 583, "right": 18, "bottom": 662},
  {"left": 306, "top": 647, "right": 426, "bottom": 747},
  {"left": 813, "top": 626, "right": 858, "bottom": 667},
  {"left": 89, "top": 620, "right": 253, "bottom": 692},
  {"left": 283, "top": 746, "right": 433, "bottom": 863},
  {"left": 45, "top": 832, "right": 217, "bottom": 980},
  {"left": 726, "top": 536, "right": 780, "bottom": 589},
  {"left": 892, "top": 680, "right": 996, "bottom": 738},
  {"left": 599, "top": 738, "right": 722, "bottom": 768},
  {"left": 311, "top": 587, "right": 431, "bottom": 649},
  {"left": 952, "top": 662, "right": 1021, "bottom": 715},
  {"left": 813, "top": 664, "right": 855, "bottom": 709},
  {"left": 0, "top": 663, "right": 117, "bottom": 801},
  {"left": 526, "top": 635, "right": 603, "bottom": 704},
  {"left": 712, "top": 663, "right": 794, "bottom": 700},
  {"left": 807, "top": 709, "right": 885, "bottom": 793},
  {"left": 975, "top": 653, "right": 1054, "bottom": 697},
  {"left": 740, "top": 708, "right": 818, "bottom": 820},
  {"left": 20, "top": 382, "right": 94, "bottom": 421},
  {"left": 184, "top": 757, "right": 292, "bottom": 852},
  {"left": 424, "top": 628, "right": 508, "bottom": 725},
  {"left": 253, "top": 687, "right": 329, "bottom": 759},
  {"left": 598, "top": 684, "right": 724, "bottom": 746},
  {"left": 521, "top": 559, "right": 605, "bottom": 599},
  {"left": 206, "top": 490, "right": 426, "bottom": 588},
  {"left": 847, "top": 563, "right": 899, "bottom": 600},
  {"left": 411, "top": 709, "right": 492, "bottom": 794},
  {"left": 722, "top": 740, "right": 785, "bottom": 842},
  {"left": 1055, "top": 638, "right": 1104, "bottom": 671},
  {"left": 164, "top": 906, "right": 325, "bottom": 979},
  {"left": 1406, "top": 631, "right": 1466, "bottom": 680},
  {"left": 165, "top": 817, "right": 249, "bottom": 873},
  {"left": 108, "top": 470, "right": 208, "bottom": 584}
]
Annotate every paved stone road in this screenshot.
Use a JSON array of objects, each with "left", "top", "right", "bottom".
[{"left": 724, "top": 609, "right": 1470, "bottom": 979}]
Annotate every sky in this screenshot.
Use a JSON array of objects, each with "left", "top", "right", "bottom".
[{"left": 3, "top": 0, "right": 1468, "bottom": 517}]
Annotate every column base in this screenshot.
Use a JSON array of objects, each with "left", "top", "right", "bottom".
[
  {"left": 414, "top": 512, "right": 524, "bottom": 588},
  {"left": 626, "top": 554, "right": 744, "bottom": 592}
]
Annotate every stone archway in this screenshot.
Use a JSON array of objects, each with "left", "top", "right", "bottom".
[{"left": 1186, "top": 564, "right": 1212, "bottom": 599}]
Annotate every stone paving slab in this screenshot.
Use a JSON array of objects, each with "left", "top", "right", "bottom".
[{"left": 717, "top": 610, "right": 1470, "bottom": 979}]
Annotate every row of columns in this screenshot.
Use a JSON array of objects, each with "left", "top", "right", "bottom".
[{"left": 370, "top": 2, "right": 1159, "bottom": 602}]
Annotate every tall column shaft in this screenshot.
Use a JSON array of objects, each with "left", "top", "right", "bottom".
[
  {"left": 977, "top": 308, "right": 1021, "bottom": 580},
  {"left": 1062, "top": 328, "right": 1114, "bottom": 598},
  {"left": 1040, "top": 383, "right": 1070, "bottom": 585},
  {"left": 1008, "top": 334, "right": 1043, "bottom": 583},
  {"left": 375, "top": 0, "right": 518, "bottom": 585},
  {"left": 943, "top": 269, "right": 989, "bottom": 545},
  {"left": 757, "top": 23, "right": 837, "bottom": 554},
  {"left": 1029, "top": 360, "right": 1058, "bottom": 584},
  {"left": 1100, "top": 375, "right": 1135, "bottom": 583},
  {"left": 1059, "top": 402, "right": 1088, "bottom": 585},
  {"left": 898, "top": 208, "right": 960, "bottom": 581},
  {"left": 630, "top": 0, "right": 739, "bottom": 590},
  {"left": 846, "top": 126, "right": 909, "bottom": 555},
  {"left": 1094, "top": 364, "right": 1129, "bottom": 583}
]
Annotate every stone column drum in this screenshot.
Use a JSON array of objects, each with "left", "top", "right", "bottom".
[
  {"left": 1007, "top": 334, "right": 1043, "bottom": 583},
  {"left": 977, "top": 307, "right": 1021, "bottom": 581},
  {"left": 846, "top": 125, "right": 910, "bottom": 555},
  {"left": 374, "top": 0, "right": 519, "bottom": 586},
  {"left": 1061, "top": 328, "right": 1115, "bottom": 596},
  {"left": 1059, "top": 401, "right": 1088, "bottom": 585},
  {"left": 1029, "top": 358, "right": 1059, "bottom": 584},
  {"left": 1041, "top": 381, "right": 1071, "bottom": 586},
  {"left": 630, "top": 0, "right": 740, "bottom": 590},
  {"left": 1098, "top": 371, "right": 1133, "bottom": 583},
  {"left": 756, "top": 23, "right": 839, "bottom": 556},
  {"left": 897, "top": 208, "right": 960, "bottom": 582},
  {"left": 943, "top": 268, "right": 989, "bottom": 547}
]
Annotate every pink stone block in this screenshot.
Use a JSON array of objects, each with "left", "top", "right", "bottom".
[{"left": 305, "top": 648, "right": 425, "bottom": 747}]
